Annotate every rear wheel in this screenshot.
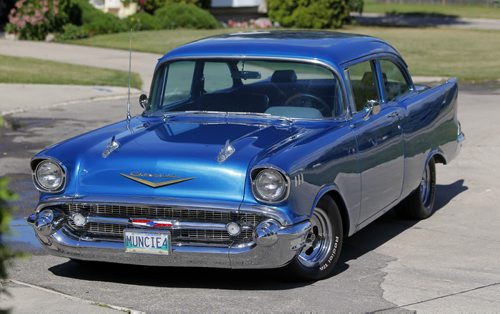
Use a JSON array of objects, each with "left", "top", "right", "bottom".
[
  {"left": 284, "top": 196, "right": 343, "bottom": 281},
  {"left": 397, "top": 158, "right": 436, "bottom": 219}
]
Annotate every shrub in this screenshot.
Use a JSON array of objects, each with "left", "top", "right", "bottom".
[
  {"left": 349, "top": 0, "right": 364, "bottom": 15},
  {"left": 0, "top": 176, "right": 19, "bottom": 295},
  {"left": 136, "top": 0, "right": 209, "bottom": 13},
  {"left": 125, "top": 12, "right": 159, "bottom": 31},
  {"left": 267, "top": 0, "right": 351, "bottom": 29},
  {"left": 136, "top": 0, "right": 165, "bottom": 14},
  {"left": 155, "top": 3, "right": 219, "bottom": 29},
  {"left": 56, "top": 23, "right": 88, "bottom": 40},
  {"left": 69, "top": 0, "right": 126, "bottom": 36},
  {"left": 82, "top": 13, "right": 127, "bottom": 35},
  {"left": 6, "top": 0, "right": 82, "bottom": 40}
]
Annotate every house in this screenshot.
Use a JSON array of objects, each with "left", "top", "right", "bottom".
[
  {"left": 210, "top": 0, "right": 267, "bottom": 20},
  {"left": 88, "top": 0, "right": 137, "bottom": 18}
]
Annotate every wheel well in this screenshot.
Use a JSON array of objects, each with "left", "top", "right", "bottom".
[
  {"left": 323, "top": 190, "right": 350, "bottom": 237},
  {"left": 433, "top": 153, "right": 447, "bottom": 165}
]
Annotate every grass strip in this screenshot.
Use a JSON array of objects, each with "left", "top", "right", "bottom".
[{"left": 0, "top": 55, "right": 142, "bottom": 89}]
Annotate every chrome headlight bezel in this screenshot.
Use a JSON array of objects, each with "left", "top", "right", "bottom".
[
  {"left": 251, "top": 166, "right": 290, "bottom": 204},
  {"left": 32, "top": 158, "right": 66, "bottom": 193}
]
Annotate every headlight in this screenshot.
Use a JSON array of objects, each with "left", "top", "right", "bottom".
[
  {"left": 252, "top": 168, "right": 288, "bottom": 203},
  {"left": 34, "top": 160, "right": 64, "bottom": 192}
]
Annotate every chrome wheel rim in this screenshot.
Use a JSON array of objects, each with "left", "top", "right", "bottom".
[
  {"left": 298, "top": 207, "right": 333, "bottom": 267},
  {"left": 420, "top": 163, "right": 431, "bottom": 205}
]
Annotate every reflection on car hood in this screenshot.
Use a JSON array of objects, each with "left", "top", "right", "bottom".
[{"left": 39, "top": 115, "right": 323, "bottom": 203}]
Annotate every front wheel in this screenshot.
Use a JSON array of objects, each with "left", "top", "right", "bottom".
[{"left": 284, "top": 196, "right": 343, "bottom": 281}]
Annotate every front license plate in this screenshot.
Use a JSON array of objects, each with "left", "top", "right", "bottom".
[{"left": 124, "top": 229, "right": 171, "bottom": 255}]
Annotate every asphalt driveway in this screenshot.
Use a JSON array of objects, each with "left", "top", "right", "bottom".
[{"left": 2, "top": 87, "right": 500, "bottom": 312}]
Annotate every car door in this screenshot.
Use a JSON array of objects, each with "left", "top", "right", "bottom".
[{"left": 346, "top": 59, "right": 405, "bottom": 223}]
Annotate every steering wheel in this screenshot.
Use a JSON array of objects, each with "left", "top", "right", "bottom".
[{"left": 285, "top": 93, "right": 330, "bottom": 116}]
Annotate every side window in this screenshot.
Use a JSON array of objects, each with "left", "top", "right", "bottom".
[
  {"left": 347, "top": 61, "right": 379, "bottom": 112},
  {"left": 203, "top": 62, "right": 233, "bottom": 93},
  {"left": 379, "top": 59, "right": 410, "bottom": 102},
  {"left": 163, "top": 61, "right": 195, "bottom": 106}
]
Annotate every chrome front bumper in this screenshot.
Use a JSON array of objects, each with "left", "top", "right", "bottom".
[{"left": 28, "top": 213, "right": 311, "bottom": 269}]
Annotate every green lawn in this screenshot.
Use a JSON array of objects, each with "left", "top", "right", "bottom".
[
  {"left": 340, "top": 26, "right": 500, "bottom": 81},
  {"left": 363, "top": 0, "right": 500, "bottom": 20},
  {"left": 65, "top": 29, "right": 235, "bottom": 55},
  {"left": 67, "top": 27, "right": 500, "bottom": 82},
  {"left": 0, "top": 55, "right": 142, "bottom": 88}
]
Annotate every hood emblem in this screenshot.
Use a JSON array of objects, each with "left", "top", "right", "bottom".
[
  {"left": 217, "top": 139, "right": 235, "bottom": 163},
  {"left": 130, "top": 218, "right": 173, "bottom": 228},
  {"left": 120, "top": 173, "right": 194, "bottom": 188}
]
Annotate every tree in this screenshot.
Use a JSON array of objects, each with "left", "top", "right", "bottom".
[{"left": 0, "top": 176, "right": 18, "bottom": 297}]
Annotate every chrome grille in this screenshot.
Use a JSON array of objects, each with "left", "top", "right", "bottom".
[
  {"left": 62, "top": 203, "right": 263, "bottom": 246},
  {"left": 84, "top": 223, "right": 253, "bottom": 244},
  {"left": 67, "top": 203, "right": 236, "bottom": 223}
]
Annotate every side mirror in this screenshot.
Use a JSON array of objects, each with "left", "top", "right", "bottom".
[
  {"left": 139, "top": 94, "right": 148, "bottom": 109},
  {"left": 363, "top": 100, "right": 381, "bottom": 120}
]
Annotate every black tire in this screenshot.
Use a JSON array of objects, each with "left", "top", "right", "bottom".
[
  {"left": 397, "top": 158, "right": 436, "bottom": 220},
  {"left": 284, "top": 196, "right": 343, "bottom": 281}
]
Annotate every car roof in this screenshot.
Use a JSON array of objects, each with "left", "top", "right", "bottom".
[{"left": 161, "top": 30, "right": 403, "bottom": 68}]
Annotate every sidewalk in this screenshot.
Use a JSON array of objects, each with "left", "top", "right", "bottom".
[
  {"left": 1, "top": 280, "right": 142, "bottom": 313},
  {"left": 0, "top": 84, "right": 141, "bottom": 116},
  {"left": 0, "top": 39, "right": 161, "bottom": 92}
]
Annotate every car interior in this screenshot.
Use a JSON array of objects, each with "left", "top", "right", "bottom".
[{"left": 159, "top": 62, "right": 346, "bottom": 119}]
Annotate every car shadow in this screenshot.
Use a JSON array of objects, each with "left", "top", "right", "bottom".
[
  {"left": 48, "top": 180, "right": 467, "bottom": 289},
  {"left": 338, "top": 179, "right": 468, "bottom": 271}
]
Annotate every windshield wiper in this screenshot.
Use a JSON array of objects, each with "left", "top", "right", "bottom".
[{"left": 161, "top": 111, "right": 294, "bottom": 125}]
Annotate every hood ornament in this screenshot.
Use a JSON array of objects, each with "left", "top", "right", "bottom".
[
  {"left": 102, "top": 136, "right": 120, "bottom": 158},
  {"left": 217, "top": 139, "right": 235, "bottom": 163}
]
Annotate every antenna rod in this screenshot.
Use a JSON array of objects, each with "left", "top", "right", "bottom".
[{"left": 126, "top": 29, "right": 132, "bottom": 122}]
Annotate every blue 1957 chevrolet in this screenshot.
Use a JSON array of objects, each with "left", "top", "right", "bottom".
[{"left": 28, "top": 31, "right": 464, "bottom": 280}]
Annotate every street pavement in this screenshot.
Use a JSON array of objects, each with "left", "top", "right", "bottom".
[
  {"left": 0, "top": 84, "right": 141, "bottom": 116},
  {"left": 352, "top": 12, "right": 500, "bottom": 30},
  {"left": 0, "top": 39, "right": 161, "bottom": 92},
  {"left": 1, "top": 87, "right": 500, "bottom": 312}
]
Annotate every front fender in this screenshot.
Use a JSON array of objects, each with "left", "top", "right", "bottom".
[{"left": 310, "top": 185, "right": 357, "bottom": 237}]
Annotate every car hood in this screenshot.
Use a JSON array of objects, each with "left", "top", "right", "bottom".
[{"left": 42, "top": 115, "right": 318, "bottom": 203}]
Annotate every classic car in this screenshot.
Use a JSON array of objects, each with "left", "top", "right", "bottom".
[{"left": 28, "top": 31, "right": 464, "bottom": 280}]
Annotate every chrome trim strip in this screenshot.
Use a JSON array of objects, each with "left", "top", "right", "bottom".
[
  {"left": 86, "top": 216, "right": 129, "bottom": 225},
  {"left": 173, "top": 221, "right": 227, "bottom": 230},
  {"left": 84, "top": 216, "right": 252, "bottom": 231}
]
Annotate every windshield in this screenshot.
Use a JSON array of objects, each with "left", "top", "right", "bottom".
[{"left": 146, "top": 59, "right": 346, "bottom": 119}]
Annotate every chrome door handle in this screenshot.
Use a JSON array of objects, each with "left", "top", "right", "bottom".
[{"left": 387, "top": 112, "right": 399, "bottom": 118}]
